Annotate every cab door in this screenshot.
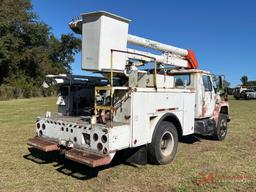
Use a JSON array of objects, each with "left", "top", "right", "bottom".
[{"left": 201, "top": 75, "right": 215, "bottom": 117}]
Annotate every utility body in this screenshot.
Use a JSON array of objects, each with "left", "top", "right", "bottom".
[{"left": 28, "top": 11, "right": 230, "bottom": 167}]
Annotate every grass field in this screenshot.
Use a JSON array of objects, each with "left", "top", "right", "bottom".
[{"left": 0, "top": 97, "right": 255, "bottom": 192}]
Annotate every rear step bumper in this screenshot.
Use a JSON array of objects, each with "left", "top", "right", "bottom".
[
  {"left": 27, "top": 137, "right": 111, "bottom": 167},
  {"left": 27, "top": 137, "right": 59, "bottom": 152},
  {"left": 65, "top": 149, "right": 111, "bottom": 167}
]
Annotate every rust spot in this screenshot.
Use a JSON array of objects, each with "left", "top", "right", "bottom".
[
  {"left": 213, "top": 101, "right": 229, "bottom": 123},
  {"left": 199, "top": 94, "right": 206, "bottom": 118},
  {"left": 65, "top": 149, "right": 111, "bottom": 167},
  {"left": 202, "top": 106, "right": 207, "bottom": 117},
  {"left": 188, "top": 88, "right": 196, "bottom": 92},
  {"left": 27, "top": 137, "right": 59, "bottom": 152}
]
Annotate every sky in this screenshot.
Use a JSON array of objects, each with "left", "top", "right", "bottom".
[{"left": 31, "top": 0, "right": 256, "bottom": 86}]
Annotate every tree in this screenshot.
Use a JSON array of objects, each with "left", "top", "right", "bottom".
[
  {"left": 240, "top": 75, "right": 248, "bottom": 85},
  {"left": 0, "top": 0, "right": 81, "bottom": 87}
]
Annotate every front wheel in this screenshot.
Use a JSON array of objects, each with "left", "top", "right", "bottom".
[
  {"left": 148, "top": 121, "right": 178, "bottom": 164},
  {"left": 213, "top": 114, "right": 228, "bottom": 141},
  {"left": 234, "top": 96, "right": 240, "bottom": 100}
]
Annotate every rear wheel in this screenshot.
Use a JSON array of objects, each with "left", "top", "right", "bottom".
[
  {"left": 213, "top": 114, "right": 228, "bottom": 141},
  {"left": 148, "top": 121, "right": 178, "bottom": 164}
]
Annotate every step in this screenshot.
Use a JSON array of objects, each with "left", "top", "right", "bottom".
[
  {"left": 27, "top": 137, "right": 59, "bottom": 152},
  {"left": 65, "top": 149, "right": 112, "bottom": 167}
]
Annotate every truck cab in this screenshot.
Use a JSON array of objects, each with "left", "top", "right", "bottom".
[{"left": 169, "top": 69, "right": 229, "bottom": 138}]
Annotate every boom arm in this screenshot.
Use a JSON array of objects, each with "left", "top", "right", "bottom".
[
  {"left": 69, "top": 11, "right": 199, "bottom": 72},
  {"left": 127, "top": 34, "right": 198, "bottom": 69}
]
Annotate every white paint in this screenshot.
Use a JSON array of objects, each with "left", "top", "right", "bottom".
[
  {"left": 108, "top": 124, "right": 131, "bottom": 152},
  {"left": 131, "top": 89, "right": 195, "bottom": 147},
  {"left": 81, "top": 11, "right": 130, "bottom": 72},
  {"left": 79, "top": 11, "right": 190, "bottom": 72}
]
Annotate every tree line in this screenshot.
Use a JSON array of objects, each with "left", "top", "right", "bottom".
[
  {"left": 240, "top": 75, "right": 256, "bottom": 87},
  {"left": 0, "top": 0, "right": 81, "bottom": 99},
  {"left": 0, "top": 0, "right": 254, "bottom": 100}
]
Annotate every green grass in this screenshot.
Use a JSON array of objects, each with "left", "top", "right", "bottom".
[{"left": 0, "top": 97, "right": 255, "bottom": 192}]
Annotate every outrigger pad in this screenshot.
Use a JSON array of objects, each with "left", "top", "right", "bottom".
[
  {"left": 65, "top": 149, "right": 112, "bottom": 168},
  {"left": 27, "top": 137, "right": 59, "bottom": 152}
]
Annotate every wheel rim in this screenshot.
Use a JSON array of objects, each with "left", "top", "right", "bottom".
[
  {"left": 219, "top": 119, "right": 227, "bottom": 137},
  {"left": 160, "top": 131, "right": 174, "bottom": 157}
]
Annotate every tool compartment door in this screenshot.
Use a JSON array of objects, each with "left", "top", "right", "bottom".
[{"left": 131, "top": 90, "right": 194, "bottom": 147}]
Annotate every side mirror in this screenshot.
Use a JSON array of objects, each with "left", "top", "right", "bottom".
[
  {"left": 218, "top": 76, "right": 224, "bottom": 90},
  {"left": 214, "top": 87, "right": 218, "bottom": 93},
  {"left": 212, "top": 75, "right": 226, "bottom": 96},
  {"left": 219, "top": 75, "right": 228, "bottom": 97}
]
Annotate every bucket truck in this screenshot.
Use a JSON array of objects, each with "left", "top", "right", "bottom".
[{"left": 27, "top": 11, "right": 230, "bottom": 167}]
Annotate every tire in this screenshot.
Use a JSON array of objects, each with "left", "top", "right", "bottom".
[
  {"left": 240, "top": 92, "right": 246, "bottom": 99},
  {"left": 213, "top": 114, "right": 228, "bottom": 141},
  {"left": 148, "top": 121, "right": 178, "bottom": 165}
]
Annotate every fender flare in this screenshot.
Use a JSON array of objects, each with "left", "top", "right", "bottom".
[{"left": 151, "top": 113, "right": 183, "bottom": 142}]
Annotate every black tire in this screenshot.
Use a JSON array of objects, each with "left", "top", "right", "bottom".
[
  {"left": 213, "top": 114, "right": 228, "bottom": 141},
  {"left": 234, "top": 95, "right": 240, "bottom": 100},
  {"left": 148, "top": 121, "right": 178, "bottom": 165},
  {"left": 240, "top": 92, "right": 246, "bottom": 99}
]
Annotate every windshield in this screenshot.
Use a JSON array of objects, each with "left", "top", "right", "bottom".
[{"left": 245, "top": 90, "right": 255, "bottom": 93}]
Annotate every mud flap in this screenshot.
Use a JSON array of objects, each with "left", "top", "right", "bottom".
[{"left": 125, "top": 145, "right": 148, "bottom": 165}]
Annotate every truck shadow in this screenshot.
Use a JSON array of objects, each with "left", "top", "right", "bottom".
[
  {"left": 179, "top": 135, "right": 201, "bottom": 144},
  {"left": 24, "top": 135, "right": 210, "bottom": 180},
  {"left": 179, "top": 134, "right": 216, "bottom": 144},
  {"left": 24, "top": 148, "right": 134, "bottom": 180},
  {"left": 24, "top": 148, "right": 60, "bottom": 165}
]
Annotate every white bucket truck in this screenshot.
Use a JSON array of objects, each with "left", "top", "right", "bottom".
[{"left": 28, "top": 11, "right": 229, "bottom": 167}]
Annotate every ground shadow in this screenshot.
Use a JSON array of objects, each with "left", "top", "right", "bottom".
[
  {"left": 195, "top": 134, "right": 217, "bottom": 141},
  {"left": 179, "top": 134, "right": 217, "bottom": 144},
  {"left": 55, "top": 153, "right": 132, "bottom": 180},
  {"left": 179, "top": 134, "right": 201, "bottom": 144},
  {"left": 24, "top": 148, "right": 61, "bottom": 164},
  {"left": 24, "top": 148, "right": 136, "bottom": 180},
  {"left": 24, "top": 135, "right": 214, "bottom": 180}
]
